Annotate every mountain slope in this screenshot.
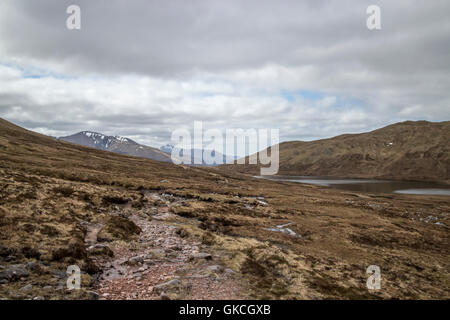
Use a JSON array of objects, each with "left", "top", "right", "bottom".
[
  {"left": 59, "top": 131, "right": 172, "bottom": 163},
  {"left": 224, "top": 121, "right": 450, "bottom": 183}
]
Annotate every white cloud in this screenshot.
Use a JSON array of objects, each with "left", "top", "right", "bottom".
[{"left": 0, "top": 0, "right": 448, "bottom": 148}]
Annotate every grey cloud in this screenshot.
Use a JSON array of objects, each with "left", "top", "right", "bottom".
[
  {"left": 0, "top": 1, "right": 449, "bottom": 147},
  {"left": 2, "top": 0, "right": 448, "bottom": 76}
]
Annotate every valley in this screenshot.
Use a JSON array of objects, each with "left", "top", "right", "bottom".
[{"left": 0, "top": 118, "right": 449, "bottom": 300}]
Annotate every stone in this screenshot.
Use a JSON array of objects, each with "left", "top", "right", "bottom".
[
  {"left": 206, "top": 265, "right": 223, "bottom": 273},
  {"left": 170, "top": 245, "right": 182, "bottom": 251},
  {"left": 19, "top": 284, "right": 33, "bottom": 292},
  {"left": 26, "top": 261, "right": 46, "bottom": 274},
  {"left": 53, "top": 270, "right": 67, "bottom": 279},
  {"left": 0, "top": 264, "right": 29, "bottom": 282},
  {"left": 152, "top": 213, "right": 171, "bottom": 221},
  {"left": 224, "top": 268, "right": 234, "bottom": 274},
  {"left": 143, "top": 259, "right": 155, "bottom": 265},
  {"left": 153, "top": 279, "right": 182, "bottom": 295},
  {"left": 33, "top": 296, "right": 45, "bottom": 300},
  {"left": 126, "top": 255, "right": 144, "bottom": 266}
]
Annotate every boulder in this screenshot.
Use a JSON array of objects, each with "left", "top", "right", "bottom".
[{"left": 152, "top": 278, "right": 183, "bottom": 295}]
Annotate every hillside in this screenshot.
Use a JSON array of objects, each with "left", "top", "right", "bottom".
[
  {"left": 59, "top": 131, "right": 172, "bottom": 163},
  {"left": 224, "top": 121, "right": 450, "bottom": 183},
  {"left": 0, "top": 118, "right": 449, "bottom": 300}
]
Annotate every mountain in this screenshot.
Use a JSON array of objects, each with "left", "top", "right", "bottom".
[
  {"left": 160, "top": 143, "right": 175, "bottom": 154},
  {"left": 59, "top": 131, "right": 172, "bottom": 163},
  {"left": 223, "top": 121, "right": 450, "bottom": 183},
  {"left": 160, "top": 143, "right": 237, "bottom": 166}
]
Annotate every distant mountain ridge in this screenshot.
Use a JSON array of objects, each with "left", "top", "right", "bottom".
[
  {"left": 223, "top": 121, "right": 450, "bottom": 183},
  {"left": 160, "top": 144, "right": 237, "bottom": 166},
  {"left": 58, "top": 132, "right": 238, "bottom": 166},
  {"left": 59, "top": 131, "right": 172, "bottom": 163}
]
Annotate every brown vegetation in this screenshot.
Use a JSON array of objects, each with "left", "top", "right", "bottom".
[{"left": 0, "top": 118, "right": 449, "bottom": 300}]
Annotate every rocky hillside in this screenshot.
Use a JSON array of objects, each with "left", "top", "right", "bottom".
[
  {"left": 60, "top": 131, "right": 172, "bottom": 163},
  {"left": 225, "top": 121, "right": 450, "bottom": 183}
]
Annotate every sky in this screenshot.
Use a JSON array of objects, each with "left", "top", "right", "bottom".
[{"left": 0, "top": 0, "right": 449, "bottom": 152}]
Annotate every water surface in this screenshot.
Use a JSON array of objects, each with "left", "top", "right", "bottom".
[{"left": 256, "top": 176, "right": 450, "bottom": 195}]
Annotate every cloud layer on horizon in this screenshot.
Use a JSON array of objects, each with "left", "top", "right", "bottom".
[{"left": 0, "top": 0, "right": 449, "bottom": 150}]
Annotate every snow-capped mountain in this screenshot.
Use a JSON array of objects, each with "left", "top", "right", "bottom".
[
  {"left": 59, "top": 131, "right": 172, "bottom": 163},
  {"left": 160, "top": 144, "right": 237, "bottom": 166},
  {"left": 160, "top": 144, "right": 175, "bottom": 154}
]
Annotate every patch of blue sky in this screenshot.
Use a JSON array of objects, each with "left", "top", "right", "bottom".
[
  {"left": 281, "top": 90, "right": 324, "bottom": 102},
  {"left": 281, "top": 89, "right": 366, "bottom": 110},
  {"left": 194, "top": 92, "right": 217, "bottom": 98},
  {"left": 0, "top": 61, "right": 75, "bottom": 80}
]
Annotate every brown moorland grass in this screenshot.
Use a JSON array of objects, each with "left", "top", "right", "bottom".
[{"left": 0, "top": 117, "right": 449, "bottom": 299}]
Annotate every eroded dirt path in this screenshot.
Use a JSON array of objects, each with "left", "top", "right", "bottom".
[{"left": 87, "top": 201, "right": 244, "bottom": 300}]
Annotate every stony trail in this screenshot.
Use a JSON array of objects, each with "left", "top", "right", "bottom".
[{"left": 86, "top": 205, "right": 244, "bottom": 300}]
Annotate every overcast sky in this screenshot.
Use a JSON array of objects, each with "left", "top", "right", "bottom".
[{"left": 0, "top": 0, "right": 449, "bottom": 150}]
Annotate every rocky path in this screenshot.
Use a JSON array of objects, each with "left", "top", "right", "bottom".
[{"left": 87, "top": 206, "right": 244, "bottom": 300}]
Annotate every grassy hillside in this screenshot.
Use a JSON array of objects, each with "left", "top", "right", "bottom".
[
  {"left": 224, "top": 121, "right": 450, "bottom": 183},
  {"left": 0, "top": 118, "right": 449, "bottom": 300}
]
